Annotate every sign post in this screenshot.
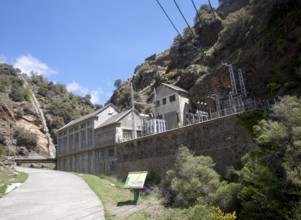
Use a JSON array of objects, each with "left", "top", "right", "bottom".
[{"left": 124, "top": 171, "right": 148, "bottom": 205}]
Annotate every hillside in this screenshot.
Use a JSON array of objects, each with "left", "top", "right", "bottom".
[
  {"left": 0, "top": 64, "right": 98, "bottom": 158},
  {"left": 109, "top": 0, "right": 301, "bottom": 112},
  {"left": 1, "top": 0, "right": 300, "bottom": 159}
]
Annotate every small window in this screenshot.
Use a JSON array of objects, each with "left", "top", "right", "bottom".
[
  {"left": 108, "top": 109, "right": 114, "bottom": 115},
  {"left": 108, "top": 149, "right": 115, "bottom": 157},
  {"left": 155, "top": 100, "right": 160, "bottom": 107},
  {"left": 162, "top": 98, "right": 167, "bottom": 105},
  {"left": 169, "top": 95, "right": 176, "bottom": 102}
]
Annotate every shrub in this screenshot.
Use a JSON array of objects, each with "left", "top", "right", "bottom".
[
  {"left": 37, "top": 86, "right": 48, "bottom": 97},
  {"left": 9, "top": 87, "right": 31, "bottom": 102},
  {"left": 50, "top": 116, "right": 65, "bottom": 130},
  {"left": 15, "top": 129, "right": 38, "bottom": 149},
  {"left": 209, "top": 206, "right": 237, "bottom": 220},
  {"left": 15, "top": 108, "right": 24, "bottom": 118},
  {"left": 161, "top": 147, "right": 225, "bottom": 208},
  {"left": 10, "top": 87, "right": 24, "bottom": 101},
  {"left": 145, "top": 170, "right": 161, "bottom": 186}
]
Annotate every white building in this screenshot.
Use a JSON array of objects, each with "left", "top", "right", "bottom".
[
  {"left": 153, "top": 83, "right": 190, "bottom": 130},
  {"left": 56, "top": 104, "right": 142, "bottom": 174}
]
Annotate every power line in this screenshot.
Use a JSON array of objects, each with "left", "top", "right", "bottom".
[
  {"left": 173, "top": 0, "right": 197, "bottom": 38},
  {"left": 191, "top": 0, "right": 205, "bottom": 26},
  {"left": 155, "top": 0, "right": 182, "bottom": 39},
  {"left": 207, "top": 0, "right": 216, "bottom": 19}
]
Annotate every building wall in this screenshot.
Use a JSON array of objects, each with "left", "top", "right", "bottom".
[
  {"left": 57, "top": 114, "right": 255, "bottom": 180},
  {"left": 115, "top": 115, "right": 255, "bottom": 180},
  {"left": 153, "top": 85, "right": 189, "bottom": 129},
  {"left": 94, "top": 106, "right": 119, "bottom": 128},
  {"left": 57, "top": 118, "right": 94, "bottom": 156}
]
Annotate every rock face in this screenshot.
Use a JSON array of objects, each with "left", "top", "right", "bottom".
[
  {"left": 0, "top": 158, "right": 15, "bottom": 173},
  {"left": 109, "top": 0, "right": 301, "bottom": 113},
  {"left": 0, "top": 63, "right": 97, "bottom": 159},
  {"left": 0, "top": 102, "right": 15, "bottom": 122}
]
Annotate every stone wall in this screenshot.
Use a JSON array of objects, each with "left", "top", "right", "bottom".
[{"left": 116, "top": 115, "right": 255, "bottom": 180}]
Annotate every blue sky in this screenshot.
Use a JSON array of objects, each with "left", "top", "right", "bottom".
[{"left": 0, "top": 0, "right": 219, "bottom": 105}]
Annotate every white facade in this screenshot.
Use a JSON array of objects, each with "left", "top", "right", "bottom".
[
  {"left": 56, "top": 105, "right": 143, "bottom": 175},
  {"left": 153, "top": 83, "right": 190, "bottom": 130}
]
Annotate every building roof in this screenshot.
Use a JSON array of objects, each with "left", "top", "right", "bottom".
[
  {"left": 57, "top": 103, "right": 119, "bottom": 132},
  {"left": 95, "top": 109, "right": 132, "bottom": 129},
  {"left": 95, "top": 109, "right": 141, "bottom": 130},
  {"left": 161, "top": 83, "right": 189, "bottom": 94}
]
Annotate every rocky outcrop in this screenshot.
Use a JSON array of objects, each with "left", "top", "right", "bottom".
[
  {"left": 0, "top": 102, "right": 15, "bottom": 122},
  {"left": 0, "top": 158, "right": 16, "bottom": 174},
  {"left": 109, "top": 0, "right": 301, "bottom": 113}
]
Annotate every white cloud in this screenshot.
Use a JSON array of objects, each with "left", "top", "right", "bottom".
[
  {"left": 13, "top": 54, "right": 57, "bottom": 77},
  {"left": 66, "top": 81, "right": 88, "bottom": 94},
  {"left": 0, "top": 55, "right": 7, "bottom": 63},
  {"left": 67, "top": 81, "right": 104, "bottom": 104}
]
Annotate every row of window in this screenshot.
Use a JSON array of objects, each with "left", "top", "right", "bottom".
[{"left": 155, "top": 94, "right": 176, "bottom": 107}]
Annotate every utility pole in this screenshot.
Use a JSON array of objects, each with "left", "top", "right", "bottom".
[{"left": 131, "top": 83, "right": 137, "bottom": 139}]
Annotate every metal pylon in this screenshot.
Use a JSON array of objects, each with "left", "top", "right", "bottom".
[
  {"left": 229, "top": 64, "right": 238, "bottom": 95},
  {"left": 238, "top": 68, "right": 247, "bottom": 98}
]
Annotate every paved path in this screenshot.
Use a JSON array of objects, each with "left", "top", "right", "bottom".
[{"left": 0, "top": 167, "right": 104, "bottom": 220}]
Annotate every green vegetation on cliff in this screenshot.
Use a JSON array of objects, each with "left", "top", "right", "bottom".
[
  {"left": 109, "top": 0, "right": 301, "bottom": 114},
  {"left": 0, "top": 63, "right": 97, "bottom": 157}
]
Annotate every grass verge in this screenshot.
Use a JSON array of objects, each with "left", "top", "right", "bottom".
[
  {"left": 79, "top": 173, "right": 164, "bottom": 220},
  {"left": 0, "top": 171, "right": 28, "bottom": 197}
]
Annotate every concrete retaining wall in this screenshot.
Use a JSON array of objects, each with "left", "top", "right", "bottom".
[
  {"left": 57, "top": 114, "right": 255, "bottom": 180},
  {"left": 116, "top": 115, "right": 255, "bottom": 180}
]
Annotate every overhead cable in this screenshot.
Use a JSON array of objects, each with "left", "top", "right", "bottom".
[
  {"left": 208, "top": 0, "right": 216, "bottom": 19},
  {"left": 155, "top": 0, "right": 183, "bottom": 39},
  {"left": 173, "top": 0, "right": 197, "bottom": 38},
  {"left": 191, "top": 0, "right": 205, "bottom": 26}
]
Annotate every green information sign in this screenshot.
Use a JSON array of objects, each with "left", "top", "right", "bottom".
[{"left": 124, "top": 171, "right": 148, "bottom": 189}]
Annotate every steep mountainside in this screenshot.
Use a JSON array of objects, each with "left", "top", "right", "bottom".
[
  {"left": 0, "top": 64, "right": 98, "bottom": 158},
  {"left": 109, "top": 0, "right": 301, "bottom": 112},
  {"left": 1, "top": 0, "right": 300, "bottom": 158}
]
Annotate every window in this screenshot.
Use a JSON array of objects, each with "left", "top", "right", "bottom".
[
  {"left": 87, "top": 127, "right": 93, "bottom": 147},
  {"left": 155, "top": 100, "right": 160, "bottom": 107},
  {"left": 69, "top": 134, "right": 74, "bottom": 150},
  {"left": 110, "top": 161, "right": 116, "bottom": 171},
  {"left": 162, "top": 98, "right": 167, "bottom": 105},
  {"left": 169, "top": 95, "right": 176, "bottom": 102},
  {"left": 108, "top": 149, "right": 115, "bottom": 157},
  {"left": 81, "top": 129, "right": 86, "bottom": 148},
  {"left": 74, "top": 132, "right": 79, "bottom": 149},
  {"left": 123, "top": 129, "right": 132, "bottom": 141}
]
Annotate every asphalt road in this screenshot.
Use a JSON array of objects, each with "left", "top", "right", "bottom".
[{"left": 0, "top": 167, "right": 104, "bottom": 220}]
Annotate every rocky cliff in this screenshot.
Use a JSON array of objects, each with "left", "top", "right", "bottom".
[
  {"left": 0, "top": 64, "right": 97, "bottom": 158},
  {"left": 109, "top": 0, "right": 301, "bottom": 112}
]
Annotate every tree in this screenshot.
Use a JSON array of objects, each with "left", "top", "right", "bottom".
[
  {"left": 161, "top": 146, "right": 224, "bottom": 208},
  {"left": 236, "top": 96, "right": 301, "bottom": 219},
  {"left": 114, "top": 79, "right": 123, "bottom": 89}
]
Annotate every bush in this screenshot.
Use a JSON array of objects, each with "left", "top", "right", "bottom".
[
  {"left": 50, "top": 116, "right": 65, "bottom": 130},
  {"left": 145, "top": 170, "right": 161, "bottom": 186},
  {"left": 15, "top": 108, "right": 24, "bottom": 118},
  {"left": 10, "top": 87, "right": 24, "bottom": 101},
  {"left": 9, "top": 87, "right": 31, "bottom": 102},
  {"left": 15, "top": 129, "right": 38, "bottom": 149},
  {"left": 161, "top": 147, "right": 225, "bottom": 208}
]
